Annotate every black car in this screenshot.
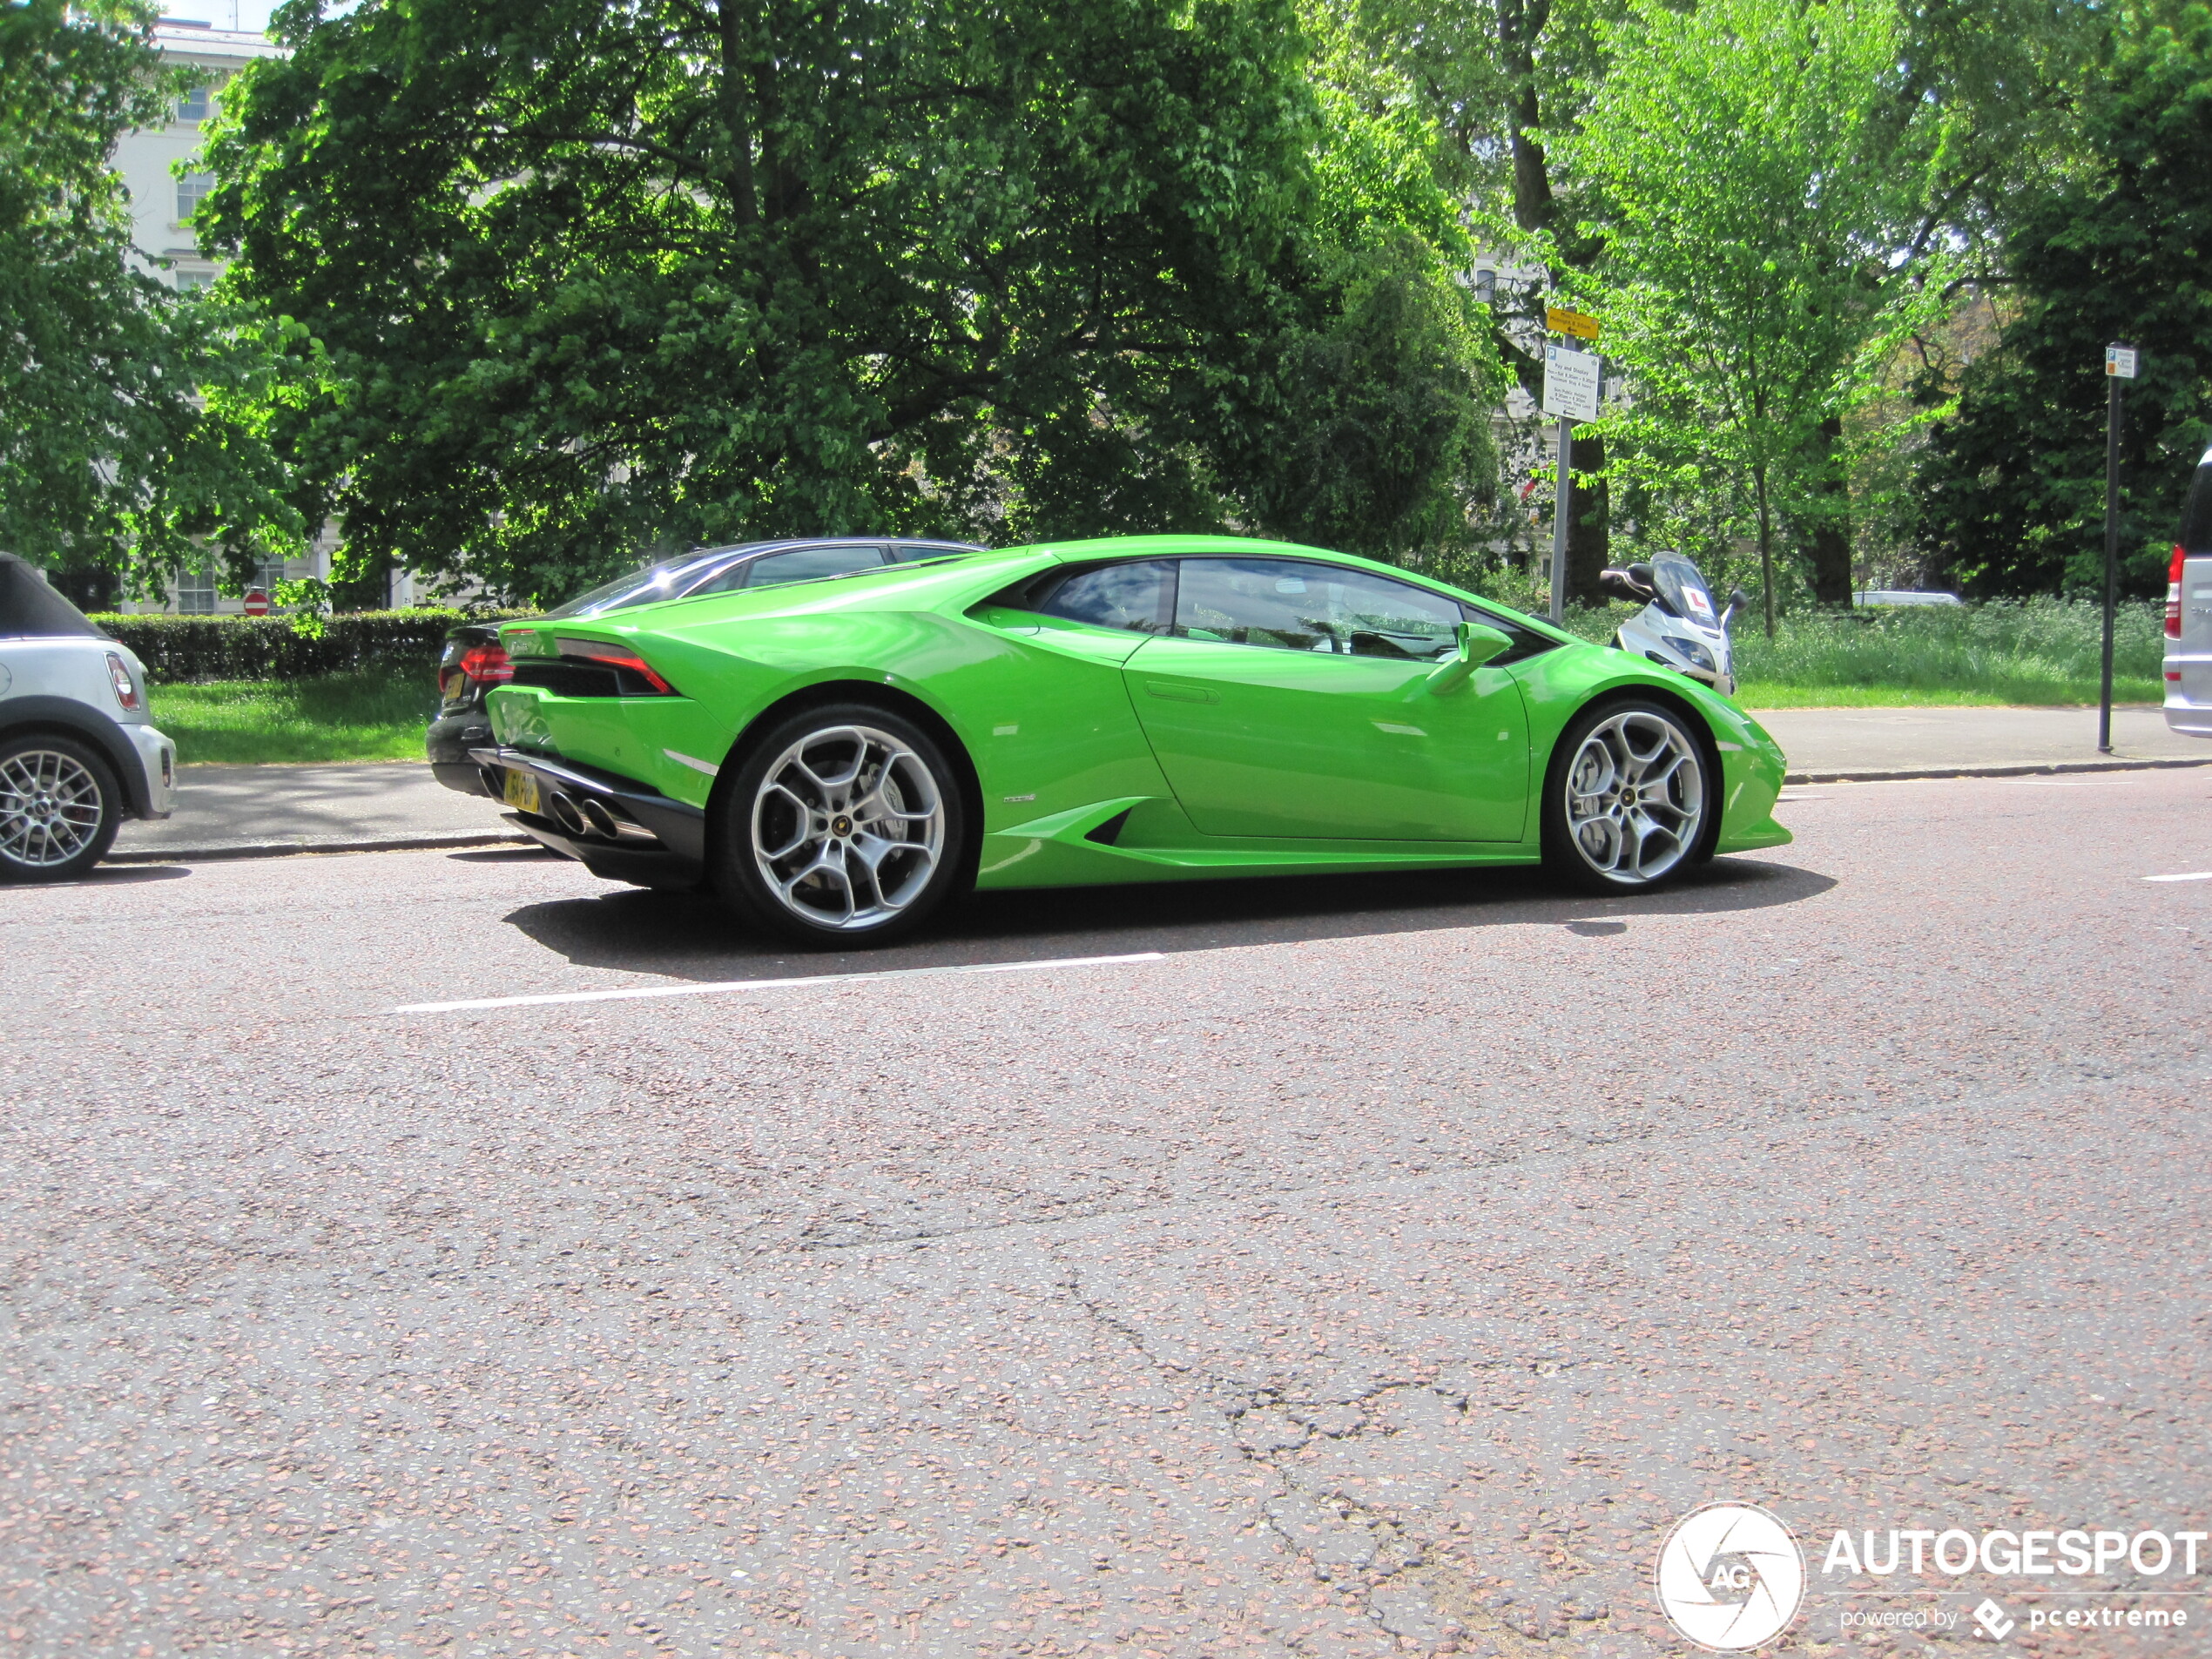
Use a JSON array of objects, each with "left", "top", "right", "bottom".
[{"left": 427, "top": 536, "right": 984, "bottom": 796}]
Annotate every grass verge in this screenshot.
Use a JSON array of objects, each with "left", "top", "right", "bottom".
[
  {"left": 1736, "top": 679, "right": 2163, "bottom": 709},
  {"left": 1552, "top": 596, "right": 2165, "bottom": 707},
  {"left": 149, "top": 670, "right": 438, "bottom": 765}
]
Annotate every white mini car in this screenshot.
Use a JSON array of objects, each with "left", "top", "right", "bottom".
[{"left": 0, "top": 554, "right": 175, "bottom": 880}]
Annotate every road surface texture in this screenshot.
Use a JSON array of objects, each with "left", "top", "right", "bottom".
[{"left": 7, "top": 770, "right": 2209, "bottom": 1657}]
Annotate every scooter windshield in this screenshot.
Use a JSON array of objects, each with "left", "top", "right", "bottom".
[{"left": 1651, "top": 553, "right": 1721, "bottom": 629}]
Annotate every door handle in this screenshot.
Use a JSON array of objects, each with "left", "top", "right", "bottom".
[{"left": 1143, "top": 680, "right": 1219, "bottom": 705}]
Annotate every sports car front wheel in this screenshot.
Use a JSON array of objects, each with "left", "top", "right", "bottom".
[
  {"left": 716, "top": 702, "right": 968, "bottom": 947},
  {"left": 1541, "top": 699, "right": 1712, "bottom": 894}
]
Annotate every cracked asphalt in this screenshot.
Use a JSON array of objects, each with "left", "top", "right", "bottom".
[{"left": 5, "top": 769, "right": 2209, "bottom": 1657}]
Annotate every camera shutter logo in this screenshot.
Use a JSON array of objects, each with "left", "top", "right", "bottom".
[{"left": 1655, "top": 1502, "right": 1806, "bottom": 1650}]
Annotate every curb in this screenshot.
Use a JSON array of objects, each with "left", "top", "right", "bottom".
[
  {"left": 106, "top": 832, "right": 535, "bottom": 865},
  {"left": 1784, "top": 756, "right": 2212, "bottom": 786}
]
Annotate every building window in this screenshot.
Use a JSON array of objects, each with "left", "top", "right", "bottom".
[
  {"left": 175, "top": 566, "right": 218, "bottom": 615},
  {"left": 174, "top": 269, "right": 217, "bottom": 295},
  {"left": 176, "top": 172, "right": 215, "bottom": 224},
  {"left": 252, "top": 557, "right": 287, "bottom": 595},
  {"left": 177, "top": 86, "right": 212, "bottom": 122}
]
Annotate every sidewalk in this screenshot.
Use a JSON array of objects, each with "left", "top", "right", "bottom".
[
  {"left": 110, "top": 762, "right": 521, "bottom": 862},
  {"left": 1756, "top": 704, "right": 2205, "bottom": 782},
  {"left": 108, "top": 705, "right": 2210, "bottom": 863}
]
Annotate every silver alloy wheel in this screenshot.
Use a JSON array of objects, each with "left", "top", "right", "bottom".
[
  {"left": 0, "top": 748, "right": 106, "bottom": 868},
  {"left": 1562, "top": 710, "right": 1704, "bottom": 885},
  {"left": 750, "top": 724, "right": 946, "bottom": 931}
]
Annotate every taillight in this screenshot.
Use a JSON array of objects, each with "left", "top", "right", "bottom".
[
  {"left": 556, "top": 636, "right": 675, "bottom": 694},
  {"left": 459, "top": 644, "right": 513, "bottom": 685},
  {"left": 105, "top": 651, "right": 140, "bottom": 712},
  {"left": 2168, "top": 544, "right": 2186, "bottom": 638}
]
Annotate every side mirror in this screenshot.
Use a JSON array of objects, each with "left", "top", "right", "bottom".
[
  {"left": 1721, "top": 587, "right": 1751, "bottom": 629},
  {"left": 1598, "top": 568, "right": 1653, "bottom": 604},
  {"left": 1426, "top": 622, "right": 1514, "bottom": 693}
]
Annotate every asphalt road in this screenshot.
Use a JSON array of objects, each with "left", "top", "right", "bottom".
[{"left": 6, "top": 772, "right": 2209, "bottom": 1657}]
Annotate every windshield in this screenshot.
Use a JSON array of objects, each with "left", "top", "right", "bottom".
[
  {"left": 1650, "top": 552, "right": 1720, "bottom": 629},
  {"left": 0, "top": 556, "right": 106, "bottom": 638},
  {"left": 543, "top": 550, "right": 738, "bottom": 619}
]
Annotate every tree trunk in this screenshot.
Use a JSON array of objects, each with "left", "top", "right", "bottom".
[
  {"left": 1806, "top": 414, "right": 1852, "bottom": 604},
  {"left": 1755, "top": 463, "right": 1776, "bottom": 639},
  {"left": 1566, "top": 428, "right": 1609, "bottom": 603}
]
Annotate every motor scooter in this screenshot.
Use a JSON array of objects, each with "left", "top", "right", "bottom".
[{"left": 1597, "top": 553, "right": 1751, "bottom": 698}]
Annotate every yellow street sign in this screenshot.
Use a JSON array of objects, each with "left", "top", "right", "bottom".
[{"left": 1547, "top": 307, "right": 1600, "bottom": 341}]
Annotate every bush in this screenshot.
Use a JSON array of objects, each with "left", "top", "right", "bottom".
[{"left": 88, "top": 608, "right": 535, "bottom": 684}]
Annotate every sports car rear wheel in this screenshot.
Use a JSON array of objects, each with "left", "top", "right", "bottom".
[
  {"left": 717, "top": 702, "right": 967, "bottom": 946},
  {"left": 1541, "top": 699, "right": 1710, "bottom": 893}
]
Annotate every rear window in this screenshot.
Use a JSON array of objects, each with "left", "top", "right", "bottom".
[
  {"left": 0, "top": 557, "right": 105, "bottom": 638},
  {"left": 2180, "top": 458, "right": 2212, "bottom": 554},
  {"left": 545, "top": 552, "right": 733, "bottom": 618}
]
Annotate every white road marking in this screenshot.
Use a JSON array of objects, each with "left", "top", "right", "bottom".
[
  {"left": 393, "top": 951, "right": 1168, "bottom": 1015},
  {"left": 2022, "top": 779, "right": 2122, "bottom": 786},
  {"left": 2142, "top": 872, "right": 2212, "bottom": 882}
]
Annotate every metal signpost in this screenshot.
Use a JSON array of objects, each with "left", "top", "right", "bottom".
[
  {"left": 1541, "top": 323, "right": 1602, "bottom": 624},
  {"left": 2101, "top": 343, "right": 2139, "bottom": 753}
]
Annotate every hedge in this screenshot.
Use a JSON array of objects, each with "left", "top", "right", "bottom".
[{"left": 87, "top": 609, "right": 537, "bottom": 684}]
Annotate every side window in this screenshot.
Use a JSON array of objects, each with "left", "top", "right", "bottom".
[
  {"left": 742, "top": 545, "right": 888, "bottom": 589},
  {"left": 1321, "top": 569, "right": 1464, "bottom": 660},
  {"left": 890, "top": 543, "right": 974, "bottom": 563},
  {"left": 1172, "top": 559, "right": 1461, "bottom": 659},
  {"left": 1036, "top": 559, "right": 1176, "bottom": 633},
  {"left": 1458, "top": 601, "right": 1555, "bottom": 664}
]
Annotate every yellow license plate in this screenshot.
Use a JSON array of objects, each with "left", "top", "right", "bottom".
[{"left": 501, "top": 767, "right": 541, "bottom": 815}]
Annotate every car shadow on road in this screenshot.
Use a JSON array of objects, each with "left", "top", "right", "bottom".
[{"left": 496, "top": 855, "right": 1836, "bottom": 984}]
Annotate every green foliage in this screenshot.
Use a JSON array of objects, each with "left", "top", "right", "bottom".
[
  {"left": 146, "top": 670, "right": 442, "bottom": 764},
  {"left": 0, "top": 0, "right": 303, "bottom": 594},
  {"left": 1238, "top": 233, "right": 1504, "bottom": 561},
  {"left": 1919, "top": 4, "right": 2212, "bottom": 597},
  {"left": 1559, "top": 0, "right": 1951, "bottom": 617},
  {"left": 204, "top": 0, "right": 1497, "bottom": 603},
  {"left": 91, "top": 608, "right": 532, "bottom": 683},
  {"left": 269, "top": 575, "right": 333, "bottom": 637}
]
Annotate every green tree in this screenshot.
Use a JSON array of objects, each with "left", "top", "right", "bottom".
[
  {"left": 0, "top": 0, "right": 300, "bottom": 598},
  {"left": 1919, "top": 4, "right": 2212, "bottom": 597},
  {"left": 205, "top": 0, "right": 1496, "bottom": 604},
  {"left": 1337, "top": 0, "right": 2099, "bottom": 603},
  {"left": 1558, "top": 0, "right": 1949, "bottom": 630},
  {"left": 1322, "top": 0, "right": 1624, "bottom": 597}
]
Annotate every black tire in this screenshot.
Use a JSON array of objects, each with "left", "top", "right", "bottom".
[
  {"left": 1541, "top": 698, "right": 1716, "bottom": 895},
  {"left": 0, "top": 732, "right": 125, "bottom": 883},
  {"left": 713, "top": 701, "right": 969, "bottom": 948}
]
